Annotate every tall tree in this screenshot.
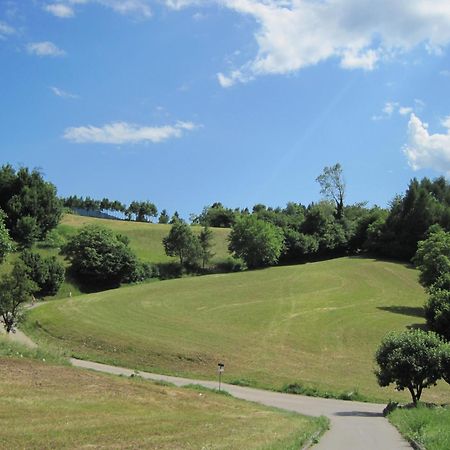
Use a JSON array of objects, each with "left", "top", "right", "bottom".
[
  {"left": 0, "top": 261, "right": 37, "bottom": 333},
  {"left": 158, "top": 209, "right": 169, "bottom": 224},
  {"left": 316, "top": 163, "right": 345, "bottom": 219},
  {"left": 163, "top": 221, "right": 200, "bottom": 266},
  {"left": 0, "top": 210, "right": 14, "bottom": 263},
  {"left": 198, "top": 226, "right": 215, "bottom": 269}
]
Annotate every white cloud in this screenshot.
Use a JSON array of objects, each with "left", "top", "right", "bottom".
[
  {"left": 403, "top": 113, "right": 450, "bottom": 173},
  {"left": 399, "top": 106, "right": 413, "bottom": 116},
  {"left": 27, "top": 41, "right": 66, "bottom": 57},
  {"left": 441, "top": 69, "right": 450, "bottom": 77},
  {"left": 50, "top": 86, "right": 79, "bottom": 99},
  {"left": 372, "top": 101, "right": 414, "bottom": 120},
  {"left": 44, "top": 3, "right": 75, "bottom": 18},
  {"left": 0, "top": 21, "right": 15, "bottom": 38},
  {"left": 165, "top": 0, "right": 450, "bottom": 86},
  {"left": 63, "top": 121, "right": 198, "bottom": 144}
]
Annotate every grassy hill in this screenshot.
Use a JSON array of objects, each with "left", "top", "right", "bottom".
[
  {"left": 1, "top": 214, "right": 231, "bottom": 299},
  {"left": 57, "top": 214, "right": 230, "bottom": 265},
  {"left": 0, "top": 340, "right": 324, "bottom": 449},
  {"left": 24, "top": 256, "right": 449, "bottom": 403}
]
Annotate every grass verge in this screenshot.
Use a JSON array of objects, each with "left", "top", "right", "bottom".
[
  {"left": 0, "top": 356, "right": 327, "bottom": 449},
  {"left": 388, "top": 404, "right": 450, "bottom": 450}
]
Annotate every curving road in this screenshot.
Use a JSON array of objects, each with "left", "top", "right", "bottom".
[{"left": 3, "top": 327, "right": 411, "bottom": 449}]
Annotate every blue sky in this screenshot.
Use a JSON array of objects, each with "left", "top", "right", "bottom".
[{"left": 1, "top": 0, "right": 450, "bottom": 219}]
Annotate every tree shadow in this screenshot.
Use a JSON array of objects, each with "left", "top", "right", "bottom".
[
  {"left": 377, "top": 306, "right": 425, "bottom": 318},
  {"left": 406, "top": 323, "right": 428, "bottom": 331},
  {"left": 334, "top": 411, "right": 383, "bottom": 418}
]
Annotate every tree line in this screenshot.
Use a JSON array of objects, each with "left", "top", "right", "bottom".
[{"left": 62, "top": 195, "right": 179, "bottom": 224}]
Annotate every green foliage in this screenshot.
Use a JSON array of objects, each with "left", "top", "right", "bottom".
[
  {"left": 414, "top": 226, "right": 450, "bottom": 289},
  {"left": 193, "top": 202, "right": 235, "bottom": 228},
  {"left": 281, "top": 383, "right": 366, "bottom": 401},
  {"left": 0, "top": 209, "right": 14, "bottom": 263},
  {"left": 198, "top": 225, "right": 215, "bottom": 269},
  {"left": 158, "top": 209, "right": 169, "bottom": 224},
  {"left": 389, "top": 405, "right": 450, "bottom": 450},
  {"left": 0, "top": 165, "right": 62, "bottom": 246},
  {"left": 316, "top": 163, "right": 345, "bottom": 219},
  {"left": 228, "top": 215, "right": 284, "bottom": 268},
  {"left": 425, "top": 289, "right": 450, "bottom": 341},
  {"left": 0, "top": 261, "right": 37, "bottom": 333},
  {"left": 375, "top": 330, "right": 444, "bottom": 404},
  {"left": 441, "top": 344, "right": 450, "bottom": 385},
  {"left": 62, "top": 225, "right": 139, "bottom": 287},
  {"left": 163, "top": 220, "right": 201, "bottom": 267}
]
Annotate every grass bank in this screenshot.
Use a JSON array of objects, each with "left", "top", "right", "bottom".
[
  {"left": 389, "top": 405, "right": 450, "bottom": 450},
  {"left": 0, "top": 354, "right": 326, "bottom": 449}
]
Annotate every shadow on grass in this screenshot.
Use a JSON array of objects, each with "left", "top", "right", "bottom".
[
  {"left": 406, "top": 323, "right": 428, "bottom": 331},
  {"left": 377, "top": 306, "right": 425, "bottom": 319}
]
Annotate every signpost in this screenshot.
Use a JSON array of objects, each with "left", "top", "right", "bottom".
[{"left": 217, "top": 362, "right": 224, "bottom": 391}]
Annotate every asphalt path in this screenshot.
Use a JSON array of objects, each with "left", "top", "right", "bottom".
[{"left": 2, "top": 325, "right": 411, "bottom": 449}]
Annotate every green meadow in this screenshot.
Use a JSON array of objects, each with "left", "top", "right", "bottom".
[
  {"left": 0, "top": 345, "right": 325, "bottom": 449},
  {"left": 25, "top": 256, "right": 449, "bottom": 403}
]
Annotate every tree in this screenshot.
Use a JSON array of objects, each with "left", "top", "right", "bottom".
[
  {"left": 228, "top": 215, "right": 284, "bottom": 269},
  {"left": 0, "top": 261, "right": 37, "bottom": 333},
  {"left": 375, "top": 330, "right": 444, "bottom": 405},
  {"left": 0, "top": 165, "right": 62, "bottom": 246},
  {"left": 316, "top": 163, "right": 345, "bottom": 219},
  {"left": 0, "top": 210, "right": 13, "bottom": 264},
  {"left": 14, "top": 216, "right": 39, "bottom": 248},
  {"left": 163, "top": 221, "right": 200, "bottom": 267},
  {"left": 20, "top": 250, "right": 65, "bottom": 297},
  {"left": 198, "top": 226, "right": 215, "bottom": 269},
  {"left": 62, "top": 225, "right": 138, "bottom": 287},
  {"left": 136, "top": 201, "right": 157, "bottom": 222},
  {"left": 158, "top": 209, "right": 169, "bottom": 224},
  {"left": 425, "top": 289, "right": 450, "bottom": 341},
  {"left": 441, "top": 344, "right": 450, "bottom": 385},
  {"left": 413, "top": 226, "right": 450, "bottom": 289}
]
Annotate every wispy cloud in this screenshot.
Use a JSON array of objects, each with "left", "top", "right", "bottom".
[
  {"left": 44, "top": 3, "right": 75, "bottom": 18},
  {"left": 46, "top": 0, "right": 152, "bottom": 18},
  {"left": 441, "top": 69, "right": 450, "bottom": 77},
  {"left": 27, "top": 41, "right": 66, "bottom": 57},
  {"left": 372, "top": 101, "right": 416, "bottom": 121},
  {"left": 404, "top": 114, "right": 450, "bottom": 174},
  {"left": 165, "top": 0, "right": 450, "bottom": 86},
  {"left": 63, "top": 121, "right": 198, "bottom": 144},
  {"left": 0, "top": 21, "right": 15, "bottom": 38},
  {"left": 50, "top": 86, "right": 79, "bottom": 99}
]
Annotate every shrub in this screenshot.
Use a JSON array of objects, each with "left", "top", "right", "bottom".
[{"left": 425, "top": 290, "right": 450, "bottom": 341}]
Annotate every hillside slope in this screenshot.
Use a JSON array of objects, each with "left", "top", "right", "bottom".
[{"left": 25, "top": 256, "right": 448, "bottom": 403}]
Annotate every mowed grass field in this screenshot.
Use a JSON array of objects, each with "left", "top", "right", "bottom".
[
  {"left": 58, "top": 214, "right": 230, "bottom": 264},
  {"left": 0, "top": 355, "right": 325, "bottom": 449},
  {"left": 25, "top": 257, "right": 449, "bottom": 403}
]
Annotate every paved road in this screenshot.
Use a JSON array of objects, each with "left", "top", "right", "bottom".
[
  {"left": 2, "top": 322, "right": 411, "bottom": 449},
  {"left": 71, "top": 358, "right": 411, "bottom": 450}
]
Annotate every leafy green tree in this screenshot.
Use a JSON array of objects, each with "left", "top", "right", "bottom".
[
  {"left": 169, "top": 211, "right": 180, "bottom": 224},
  {"left": 441, "top": 344, "right": 450, "bottom": 385},
  {"left": 0, "top": 210, "right": 14, "bottom": 263},
  {"left": 14, "top": 216, "right": 39, "bottom": 248},
  {"left": 198, "top": 226, "right": 215, "bottom": 269},
  {"left": 0, "top": 165, "right": 62, "bottom": 245},
  {"left": 20, "top": 250, "right": 65, "bottom": 297},
  {"left": 425, "top": 289, "right": 450, "bottom": 341},
  {"left": 193, "top": 203, "right": 235, "bottom": 228},
  {"left": 62, "top": 225, "right": 138, "bottom": 287},
  {"left": 316, "top": 163, "right": 345, "bottom": 219},
  {"left": 163, "top": 221, "right": 200, "bottom": 267},
  {"left": 158, "top": 209, "right": 169, "bottom": 224},
  {"left": 375, "top": 330, "right": 444, "bottom": 405},
  {"left": 228, "top": 215, "right": 284, "bottom": 269},
  {"left": 136, "top": 201, "right": 157, "bottom": 222},
  {"left": 0, "top": 261, "right": 37, "bottom": 333},
  {"left": 413, "top": 226, "right": 450, "bottom": 289}
]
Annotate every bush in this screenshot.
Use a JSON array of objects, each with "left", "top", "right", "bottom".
[
  {"left": 62, "top": 225, "right": 139, "bottom": 287},
  {"left": 20, "top": 250, "right": 65, "bottom": 297},
  {"left": 425, "top": 290, "right": 450, "bottom": 341}
]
